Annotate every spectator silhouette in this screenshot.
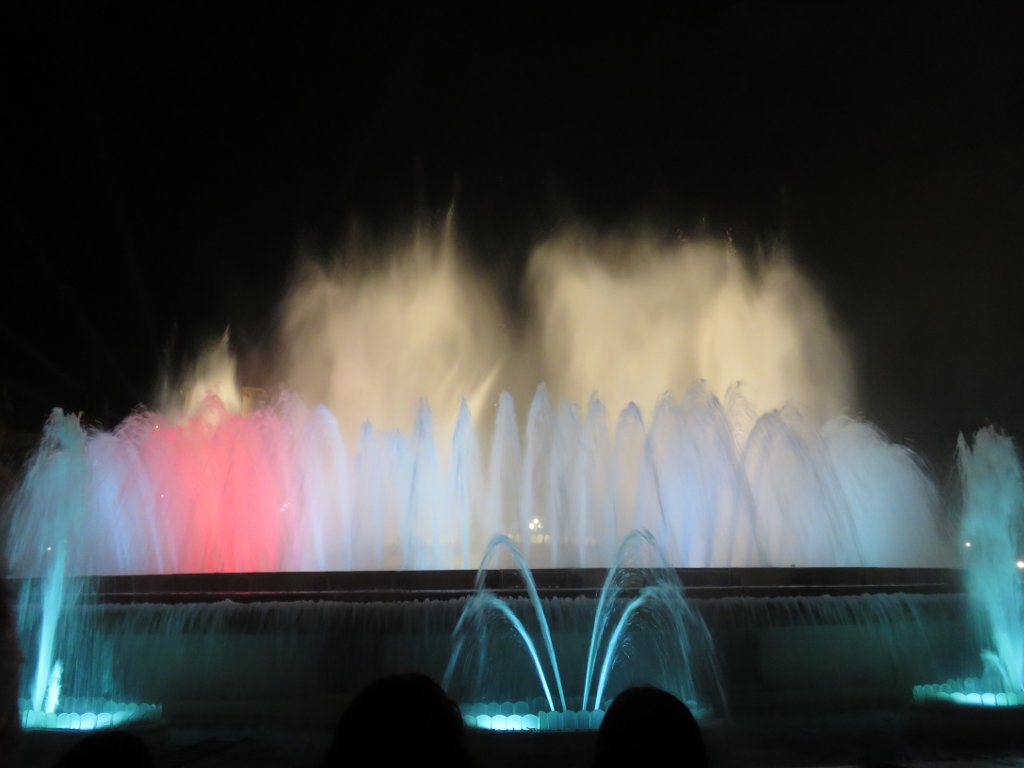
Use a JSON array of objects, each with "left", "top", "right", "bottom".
[
  {"left": 594, "top": 686, "right": 707, "bottom": 768},
  {"left": 0, "top": 573, "right": 19, "bottom": 758},
  {"left": 323, "top": 673, "right": 476, "bottom": 767},
  {"left": 52, "top": 730, "right": 154, "bottom": 767}
]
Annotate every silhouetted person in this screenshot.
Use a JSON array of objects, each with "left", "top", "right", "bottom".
[
  {"left": 323, "top": 673, "right": 476, "bottom": 767},
  {"left": 52, "top": 730, "right": 154, "bottom": 768},
  {"left": 594, "top": 686, "right": 707, "bottom": 768},
  {"left": 0, "top": 573, "right": 18, "bottom": 758}
]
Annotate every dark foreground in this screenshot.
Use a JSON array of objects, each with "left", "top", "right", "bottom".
[{"left": 13, "top": 708, "right": 1024, "bottom": 768}]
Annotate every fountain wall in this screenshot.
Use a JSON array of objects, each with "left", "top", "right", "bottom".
[{"left": 8, "top": 570, "right": 967, "bottom": 729}]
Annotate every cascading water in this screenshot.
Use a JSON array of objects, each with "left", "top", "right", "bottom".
[
  {"left": 914, "top": 427, "right": 1024, "bottom": 707},
  {"left": 443, "top": 530, "right": 724, "bottom": 731}
]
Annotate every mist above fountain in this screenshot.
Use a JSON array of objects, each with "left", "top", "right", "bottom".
[{"left": 280, "top": 230, "right": 854, "bottom": 441}]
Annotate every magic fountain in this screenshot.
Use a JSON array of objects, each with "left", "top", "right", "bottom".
[
  {"left": 3, "top": 382, "right": 974, "bottom": 735},
  {"left": 2, "top": 233, "right": 1020, "bottom": 758}
]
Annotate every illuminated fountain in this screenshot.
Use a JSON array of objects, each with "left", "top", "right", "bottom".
[
  {"left": 444, "top": 531, "right": 723, "bottom": 731},
  {"left": 5, "top": 381, "right": 953, "bottom": 733},
  {"left": 1, "top": 233, "right": 975, "bottom": 744},
  {"left": 914, "top": 427, "right": 1024, "bottom": 709}
]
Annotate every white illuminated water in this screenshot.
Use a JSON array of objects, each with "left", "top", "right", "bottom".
[{"left": 6, "top": 383, "right": 950, "bottom": 579}]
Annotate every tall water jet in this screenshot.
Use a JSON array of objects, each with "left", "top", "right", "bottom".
[
  {"left": 960, "top": 428, "right": 1024, "bottom": 694},
  {"left": 8, "top": 411, "right": 161, "bottom": 729},
  {"left": 915, "top": 426, "right": 1024, "bottom": 707},
  {"left": 9, "top": 411, "right": 88, "bottom": 720}
]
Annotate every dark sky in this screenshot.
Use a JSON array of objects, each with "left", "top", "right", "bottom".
[{"left": 2, "top": 2, "right": 1023, "bottom": 470}]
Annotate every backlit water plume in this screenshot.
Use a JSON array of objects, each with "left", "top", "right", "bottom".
[{"left": 278, "top": 227, "right": 853, "bottom": 445}]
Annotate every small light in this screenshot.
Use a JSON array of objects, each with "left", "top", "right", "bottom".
[
  {"left": 154, "top": 424, "right": 160, "bottom": 430},
  {"left": 1016, "top": 560, "right": 1023, "bottom": 570},
  {"left": 46, "top": 546, "right": 52, "bottom": 552},
  {"left": 964, "top": 541, "right": 972, "bottom": 548}
]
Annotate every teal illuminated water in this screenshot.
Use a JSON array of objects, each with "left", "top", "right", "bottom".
[
  {"left": 444, "top": 530, "right": 724, "bottom": 730},
  {"left": 915, "top": 427, "right": 1024, "bottom": 706}
]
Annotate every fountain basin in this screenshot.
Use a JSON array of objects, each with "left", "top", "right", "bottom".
[{"left": 11, "top": 567, "right": 968, "bottom": 731}]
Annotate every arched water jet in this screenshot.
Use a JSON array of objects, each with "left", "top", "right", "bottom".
[
  {"left": 446, "top": 531, "right": 721, "bottom": 731},
  {"left": 467, "top": 534, "right": 568, "bottom": 712},
  {"left": 582, "top": 530, "right": 722, "bottom": 713},
  {"left": 444, "top": 593, "right": 558, "bottom": 712}
]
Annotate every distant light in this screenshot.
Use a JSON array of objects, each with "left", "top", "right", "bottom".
[
  {"left": 154, "top": 424, "right": 160, "bottom": 429},
  {"left": 46, "top": 546, "right": 52, "bottom": 552},
  {"left": 1016, "top": 560, "right": 1024, "bottom": 570},
  {"left": 964, "top": 541, "right": 972, "bottom": 548}
]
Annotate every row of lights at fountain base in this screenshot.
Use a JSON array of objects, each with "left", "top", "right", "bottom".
[
  {"left": 913, "top": 683, "right": 1024, "bottom": 708},
  {"left": 460, "top": 698, "right": 713, "bottom": 731},
  {"left": 464, "top": 710, "right": 604, "bottom": 732},
  {"left": 19, "top": 699, "right": 162, "bottom": 731},
  {"left": 962, "top": 542, "right": 1024, "bottom": 570}
]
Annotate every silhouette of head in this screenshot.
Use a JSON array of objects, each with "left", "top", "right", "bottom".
[
  {"left": 323, "top": 673, "right": 475, "bottom": 767},
  {"left": 53, "top": 730, "right": 154, "bottom": 768},
  {"left": 594, "top": 686, "right": 706, "bottom": 768},
  {"left": 0, "top": 574, "right": 19, "bottom": 760}
]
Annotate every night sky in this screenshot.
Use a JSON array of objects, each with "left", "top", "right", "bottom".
[{"left": 3, "top": 2, "right": 1023, "bottom": 470}]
